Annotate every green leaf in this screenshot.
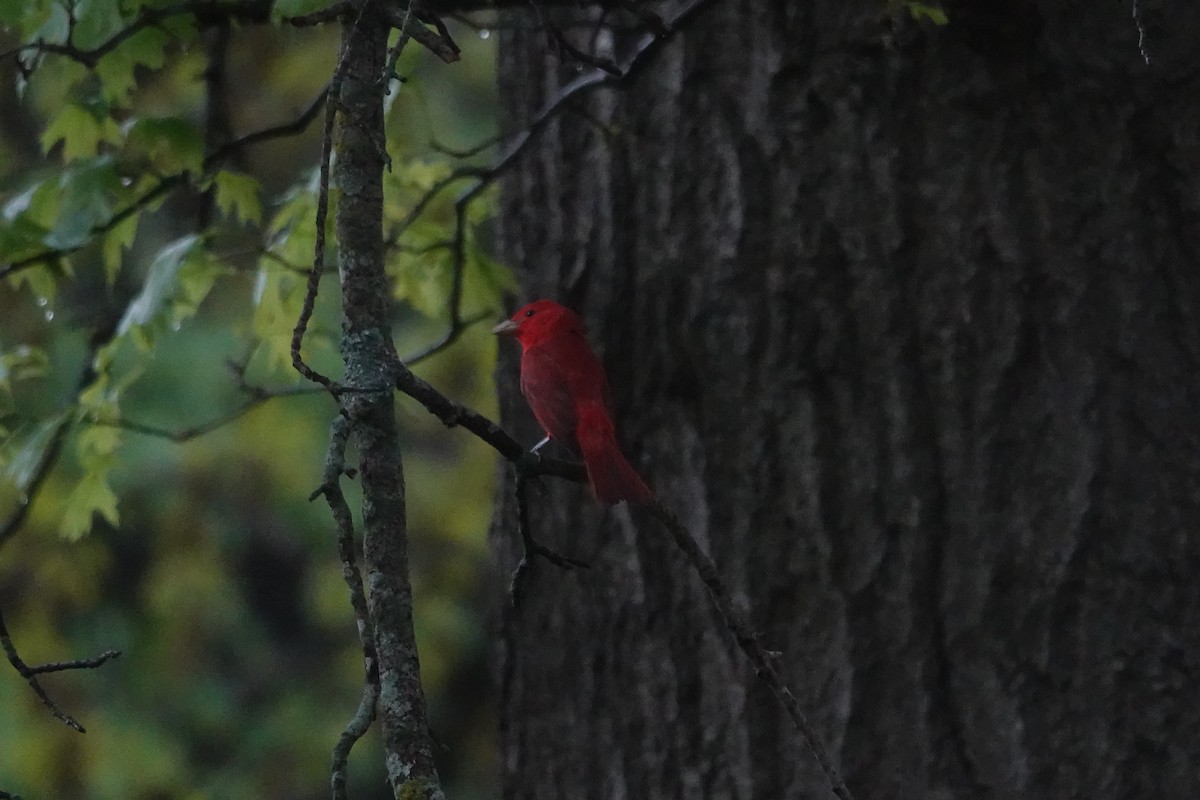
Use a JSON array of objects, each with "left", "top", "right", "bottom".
[
  {"left": 7, "top": 263, "right": 65, "bottom": 308},
  {"left": 0, "top": 0, "right": 26, "bottom": 26},
  {"left": 0, "top": 413, "right": 66, "bottom": 492},
  {"left": 102, "top": 213, "right": 139, "bottom": 285},
  {"left": 71, "top": 0, "right": 128, "bottom": 50},
  {"left": 0, "top": 180, "right": 56, "bottom": 263},
  {"left": 3, "top": 179, "right": 54, "bottom": 223},
  {"left": 118, "top": 234, "right": 202, "bottom": 338},
  {"left": 390, "top": 242, "right": 453, "bottom": 319},
  {"left": 211, "top": 170, "right": 263, "bottom": 225},
  {"left": 30, "top": 0, "right": 69, "bottom": 43},
  {"left": 95, "top": 25, "right": 173, "bottom": 104},
  {"left": 0, "top": 0, "right": 49, "bottom": 31},
  {"left": 77, "top": 422, "right": 122, "bottom": 460},
  {"left": 117, "top": 235, "right": 227, "bottom": 346},
  {"left": 402, "top": 160, "right": 453, "bottom": 193},
  {"left": 251, "top": 266, "right": 305, "bottom": 374},
  {"left": 123, "top": 116, "right": 204, "bottom": 174},
  {"left": 43, "top": 157, "right": 121, "bottom": 250},
  {"left": 78, "top": 371, "right": 115, "bottom": 418},
  {"left": 41, "top": 102, "right": 122, "bottom": 161},
  {"left": 172, "top": 250, "right": 225, "bottom": 322},
  {"left": 904, "top": 2, "right": 948, "bottom": 25},
  {"left": 0, "top": 215, "right": 51, "bottom": 265},
  {"left": 61, "top": 465, "right": 120, "bottom": 540},
  {"left": 463, "top": 246, "right": 516, "bottom": 313},
  {"left": 0, "top": 345, "right": 49, "bottom": 392}
]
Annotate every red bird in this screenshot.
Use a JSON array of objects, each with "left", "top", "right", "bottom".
[{"left": 493, "top": 299, "right": 653, "bottom": 506}]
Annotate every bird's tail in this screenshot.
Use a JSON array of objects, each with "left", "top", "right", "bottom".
[{"left": 575, "top": 404, "right": 653, "bottom": 506}]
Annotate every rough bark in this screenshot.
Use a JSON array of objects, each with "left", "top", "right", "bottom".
[
  {"left": 491, "top": 2, "right": 1200, "bottom": 799},
  {"left": 333, "top": 5, "right": 443, "bottom": 798}
]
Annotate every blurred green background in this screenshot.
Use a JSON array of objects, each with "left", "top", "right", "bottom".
[{"left": 1, "top": 10, "right": 505, "bottom": 800}]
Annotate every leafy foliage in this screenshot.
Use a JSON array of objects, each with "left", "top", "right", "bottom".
[
  {"left": 1, "top": 6, "right": 505, "bottom": 798},
  {"left": 892, "top": 0, "right": 949, "bottom": 25}
]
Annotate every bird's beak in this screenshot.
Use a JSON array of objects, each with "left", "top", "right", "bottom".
[{"left": 492, "top": 319, "right": 519, "bottom": 336}]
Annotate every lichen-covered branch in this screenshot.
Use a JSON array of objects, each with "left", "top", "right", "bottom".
[{"left": 329, "top": 3, "right": 443, "bottom": 797}]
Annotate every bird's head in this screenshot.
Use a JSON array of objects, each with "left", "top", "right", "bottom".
[{"left": 492, "top": 299, "right": 583, "bottom": 347}]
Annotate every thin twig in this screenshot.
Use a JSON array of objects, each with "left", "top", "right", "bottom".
[
  {"left": 0, "top": 603, "right": 120, "bottom": 733},
  {"left": 379, "top": 3, "right": 460, "bottom": 64},
  {"left": 397, "top": 196, "right": 484, "bottom": 366},
  {"left": 93, "top": 385, "right": 321, "bottom": 442},
  {"left": 312, "top": 414, "right": 380, "bottom": 800},
  {"left": 528, "top": 0, "right": 621, "bottom": 76},
  {"left": 508, "top": 473, "right": 589, "bottom": 606},
  {"left": 331, "top": 678, "right": 379, "bottom": 800},
  {"left": 1132, "top": 0, "right": 1152, "bottom": 65},
  {"left": 208, "top": 85, "right": 329, "bottom": 161},
  {"left": 403, "top": 310, "right": 492, "bottom": 365},
  {"left": 647, "top": 501, "right": 854, "bottom": 800},
  {"left": 291, "top": 16, "right": 359, "bottom": 392}
]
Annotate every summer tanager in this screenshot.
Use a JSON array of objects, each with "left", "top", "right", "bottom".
[{"left": 493, "top": 299, "right": 654, "bottom": 505}]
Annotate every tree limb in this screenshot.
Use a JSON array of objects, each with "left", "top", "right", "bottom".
[{"left": 0, "top": 602, "right": 120, "bottom": 733}]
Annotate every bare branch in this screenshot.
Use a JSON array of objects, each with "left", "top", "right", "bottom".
[
  {"left": 647, "top": 502, "right": 854, "bottom": 800},
  {"left": 508, "top": 473, "right": 589, "bottom": 606},
  {"left": 331, "top": 679, "right": 379, "bottom": 800},
  {"left": 208, "top": 85, "right": 329, "bottom": 161},
  {"left": 379, "top": 4, "right": 461, "bottom": 64},
  {"left": 94, "top": 385, "right": 321, "bottom": 442},
  {"left": 0, "top": 603, "right": 121, "bottom": 733},
  {"left": 527, "top": 1, "right": 621, "bottom": 76},
  {"left": 290, "top": 11, "right": 358, "bottom": 393},
  {"left": 1132, "top": 0, "right": 1152, "bottom": 65},
  {"left": 312, "top": 414, "right": 381, "bottom": 800}
]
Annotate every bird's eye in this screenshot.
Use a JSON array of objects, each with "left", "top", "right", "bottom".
[{"left": 524, "top": 309, "right": 536, "bottom": 317}]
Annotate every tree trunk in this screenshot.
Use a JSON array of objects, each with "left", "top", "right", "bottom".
[{"left": 491, "top": 2, "right": 1200, "bottom": 798}]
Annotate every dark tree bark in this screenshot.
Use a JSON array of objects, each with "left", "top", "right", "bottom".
[{"left": 490, "top": 2, "right": 1200, "bottom": 799}]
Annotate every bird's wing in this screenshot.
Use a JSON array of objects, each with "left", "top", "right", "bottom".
[{"left": 520, "top": 343, "right": 580, "bottom": 451}]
